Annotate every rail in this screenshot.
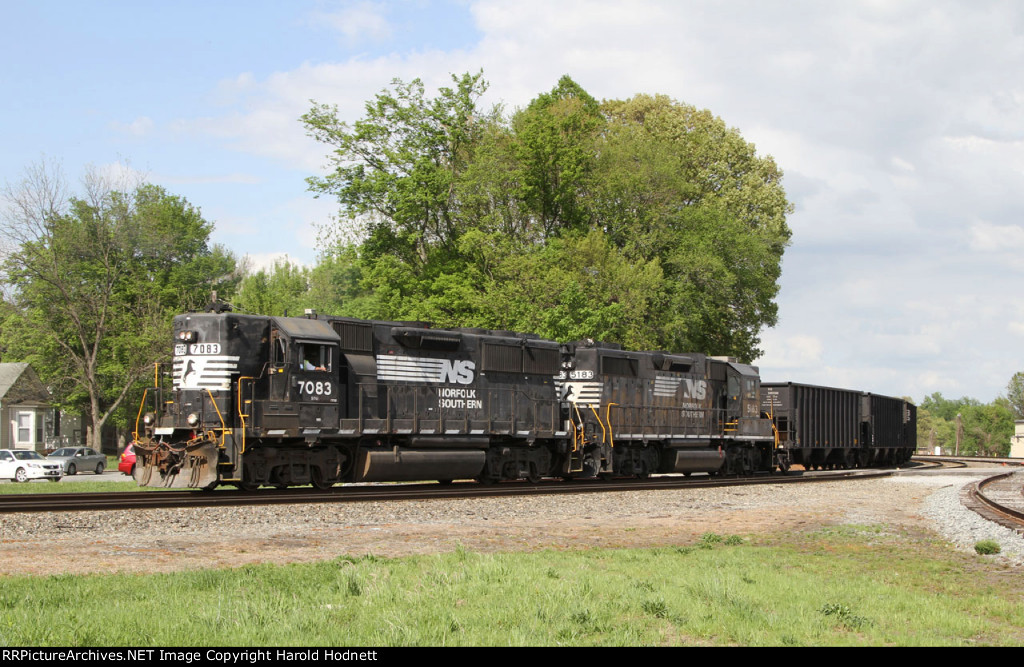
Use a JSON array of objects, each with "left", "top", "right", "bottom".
[
  {"left": 347, "top": 383, "right": 563, "bottom": 438},
  {"left": 587, "top": 401, "right": 746, "bottom": 441}
]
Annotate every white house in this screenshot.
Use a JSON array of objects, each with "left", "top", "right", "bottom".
[
  {"left": 1011, "top": 420, "right": 1024, "bottom": 459},
  {"left": 0, "top": 363, "right": 51, "bottom": 451}
]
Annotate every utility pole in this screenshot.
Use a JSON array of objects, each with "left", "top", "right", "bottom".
[{"left": 955, "top": 413, "right": 962, "bottom": 456}]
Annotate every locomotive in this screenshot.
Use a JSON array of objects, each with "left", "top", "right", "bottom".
[{"left": 132, "top": 307, "right": 916, "bottom": 489}]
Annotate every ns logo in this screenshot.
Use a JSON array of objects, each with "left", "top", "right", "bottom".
[
  {"left": 440, "top": 360, "right": 475, "bottom": 385},
  {"left": 683, "top": 379, "right": 708, "bottom": 400}
]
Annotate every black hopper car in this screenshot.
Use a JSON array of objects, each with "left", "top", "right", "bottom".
[{"left": 132, "top": 309, "right": 917, "bottom": 489}]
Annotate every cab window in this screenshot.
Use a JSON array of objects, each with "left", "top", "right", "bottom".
[{"left": 298, "top": 343, "right": 332, "bottom": 372}]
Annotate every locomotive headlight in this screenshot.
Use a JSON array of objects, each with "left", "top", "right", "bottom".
[
  {"left": 142, "top": 412, "right": 155, "bottom": 426},
  {"left": 177, "top": 330, "right": 196, "bottom": 343},
  {"left": 186, "top": 412, "right": 200, "bottom": 427}
]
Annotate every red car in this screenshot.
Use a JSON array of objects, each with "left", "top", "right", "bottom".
[{"left": 119, "top": 443, "right": 136, "bottom": 476}]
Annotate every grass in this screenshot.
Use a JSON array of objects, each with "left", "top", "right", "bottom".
[
  {"left": 0, "top": 479, "right": 149, "bottom": 494},
  {"left": 0, "top": 527, "right": 1020, "bottom": 646}
]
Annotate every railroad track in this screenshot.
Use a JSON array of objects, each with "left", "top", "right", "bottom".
[
  {"left": 0, "top": 466, "right": 900, "bottom": 514},
  {"left": 963, "top": 471, "right": 1024, "bottom": 534}
]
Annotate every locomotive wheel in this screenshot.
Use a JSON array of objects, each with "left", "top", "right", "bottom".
[
  {"left": 311, "top": 467, "right": 334, "bottom": 491},
  {"left": 526, "top": 462, "right": 541, "bottom": 484}
]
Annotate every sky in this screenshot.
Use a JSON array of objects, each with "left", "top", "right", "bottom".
[{"left": 3, "top": 0, "right": 1023, "bottom": 405}]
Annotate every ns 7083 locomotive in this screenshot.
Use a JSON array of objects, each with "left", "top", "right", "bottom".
[{"left": 132, "top": 308, "right": 916, "bottom": 489}]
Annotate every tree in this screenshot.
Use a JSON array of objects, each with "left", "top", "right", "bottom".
[
  {"left": 511, "top": 75, "right": 604, "bottom": 238},
  {"left": 303, "top": 73, "right": 793, "bottom": 361},
  {"left": 303, "top": 71, "right": 493, "bottom": 266},
  {"left": 916, "top": 392, "right": 1012, "bottom": 456},
  {"left": 591, "top": 94, "right": 792, "bottom": 359},
  {"left": 1005, "top": 372, "right": 1024, "bottom": 419},
  {"left": 233, "top": 258, "right": 311, "bottom": 317},
  {"left": 0, "top": 162, "right": 237, "bottom": 448}
]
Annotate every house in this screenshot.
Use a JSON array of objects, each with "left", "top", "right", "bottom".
[
  {"left": 0, "top": 363, "right": 52, "bottom": 451},
  {"left": 1011, "top": 420, "right": 1024, "bottom": 459}
]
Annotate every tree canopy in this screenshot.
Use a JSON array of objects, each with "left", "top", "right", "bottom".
[
  {"left": 0, "top": 163, "right": 238, "bottom": 447},
  {"left": 299, "top": 72, "right": 792, "bottom": 360},
  {"left": 917, "top": 391, "right": 1013, "bottom": 457}
]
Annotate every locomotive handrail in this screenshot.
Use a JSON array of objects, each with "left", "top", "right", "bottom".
[
  {"left": 580, "top": 401, "right": 742, "bottom": 441},
  {"left": 205, "top": 389, "right": 228, "bottom": 450},
  {"left": 132, "top": 363, "right": 164, "bottom": 442},
  {"left": 570, "top": 403, "right": 585, "bottom": 473},
  {"left": 237, "top": 376, "right": 256, "bottom": 455},
  {"left": 589, "top": 405, "right": 607, "bottom": 447},
  {"left": 133, "top": 388, "right": 150, "bottom": 443},
  {"left": 364, "top": 383, "right": 561, "bottom": 438},
  {"left": 604, "top": 403, "right": 619, "bottom": 449},
  {"left": 598, "top": 399, "right": 716, "bottom": 440}
]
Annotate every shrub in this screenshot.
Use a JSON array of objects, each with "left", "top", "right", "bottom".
[{"left": 974, "top": 540, "right": 1001, "bottom": 555}]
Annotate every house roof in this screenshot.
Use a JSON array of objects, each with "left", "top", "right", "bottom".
[{"left": 0, "top": 363, "right": 49, "bottom": 403}]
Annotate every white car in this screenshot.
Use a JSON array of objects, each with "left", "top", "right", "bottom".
[{"left": 0, "top": 449, "right": 63, "bottom": 482}]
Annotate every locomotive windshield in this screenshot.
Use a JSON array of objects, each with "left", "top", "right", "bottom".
[{"left": 299, "top": 342, "right": 332, "bottom": 371}]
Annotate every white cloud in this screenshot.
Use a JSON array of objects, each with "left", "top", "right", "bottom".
[
  {"left": 240, "top": 252, "right": 306, "bottom": 274},
  {"left": 110, "top": 116, "right": 154, "bottom": 137},
  {"left": 158, "top": 172, "right": 264, "bottom": 186},
  {"left": 969, "top": 220, "right": 1024, "bottom": 253},
  {"left": 87, "top": 161, "right": 148, "bottom": 190},
  {"left": 309, "top": 1, "right": 393, "bottom": 46},
  {"left": 756, "top": 333, "right": 823, "bottom": 373},
  {"left": 154, "top": 0, "right": 1024, "bottom": 403}
]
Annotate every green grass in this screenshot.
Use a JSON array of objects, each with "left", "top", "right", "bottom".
[
  {"left": 0, "top": 527, "right": 1020, "bottom": 646},
  {"left": 0, "top": 479, "right": 149, "bottom": 494}
]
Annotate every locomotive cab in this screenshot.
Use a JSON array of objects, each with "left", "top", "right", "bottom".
[{"left": 261, "top": 316, "right": 341, "bottom": 432}]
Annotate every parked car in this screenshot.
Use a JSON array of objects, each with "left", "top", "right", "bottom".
[
  {"left": 46, "top": 447, "right": 106, "bottom": 475},
  {"left": 0, "top": 449, "right": 63, "bottom": 482},
  {"left": 119, "top": 443, "right": 136, "bottom": 476}
]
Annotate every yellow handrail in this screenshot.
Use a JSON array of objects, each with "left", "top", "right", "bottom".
[
  {"left": 133, "top": 388, "right": 149, "bottom": 442},
  {"left": 604, "top": 403, "right": 619, "bottom": 449},
  {"left": 589, "top": 405, "right": 607, "bottom": 446},
  {"left": 237, "top": 377, "right": 254, "bottom": 455},
  {"left": 205, "top": 389, "right": 228, "bottom": 450}
]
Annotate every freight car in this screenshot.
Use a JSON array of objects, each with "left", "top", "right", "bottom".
[
  {"left": 132, "top": 307, "right": 916, "bottom": 489},
  {"left": 760, "top": 382, "right": 917, "bottom": 471}
]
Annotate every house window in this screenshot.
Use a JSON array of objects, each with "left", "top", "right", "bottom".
[{"left": 15, "top": 412, "right": 34, "bottom": 446}]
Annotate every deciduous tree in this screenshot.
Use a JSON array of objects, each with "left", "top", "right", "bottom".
[
  {"left": 302, "top": 73, "right": 793, "bottom": 361},
  {"left": 0, "top": 162, "right": 237, "bottom": 447}
]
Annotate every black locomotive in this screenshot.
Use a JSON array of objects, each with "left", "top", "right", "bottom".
[{"left": 132, "top": 309, "right": 916, "bottom": 489}]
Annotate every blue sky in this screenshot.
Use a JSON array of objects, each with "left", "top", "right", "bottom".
[{"left": 4, "top": 0, "right": 1024, "bottom": 405}]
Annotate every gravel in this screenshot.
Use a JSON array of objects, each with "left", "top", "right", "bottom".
[
  {"left": 916, "top": 471, "right": 1024, "bottom": 566},
  {"left": 0, "top": 467, "right": 1021, "bottom": 574}
]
